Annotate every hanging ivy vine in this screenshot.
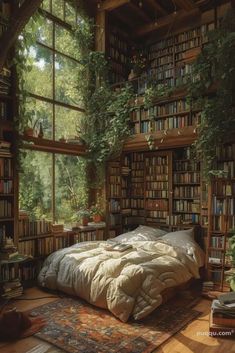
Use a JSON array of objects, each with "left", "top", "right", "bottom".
[
  {"left": 74, "top": 15, "right": 134, "bottom": 167},
  {"left": 188, "top": 8, "right": 235, "bottom": 177}
]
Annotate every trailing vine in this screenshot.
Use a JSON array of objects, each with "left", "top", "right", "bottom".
[
  {"left": 75, "top": 15, "right": 134, "bottom": 169},
  {"left": 188, "top": 9, "right": 235, "bottom": 177}
]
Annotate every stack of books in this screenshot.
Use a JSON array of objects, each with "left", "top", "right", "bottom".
[
  {"left": 0, "top": 236, "right": 18, "bottom": 260},
  {"left": 210, "top": 293, "right": 235, "bottom": 336},
  {"left": 202, "top": 281, "right": 214, "bottom": 294},
  {"left": 0, "top": 140, "right": 11, "bottom": 157},
  {"left": 1, "top": 279, "right": 23, "bottom": 299}
]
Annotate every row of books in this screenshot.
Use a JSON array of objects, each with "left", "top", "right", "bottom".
[
  {"left": 146, "top": 211, "right": 169, "bottom": 223},
  {"left": 0, "top": 157, "right": 12, "bottom": 177},
  {"left": 0, "top": 140, "right": 11, "bottom": 157},
  {"left": 132, "top": 169, "right": 144, "bottom": 177},
  {"left": 146, "top": 199, "right": 168, "bottom": 211},
  {"left": 212, "top": 182, "right": 234, "bottom": 197},
  {"left": 122, "top": 198, "right": 130, "bottom": 209},
  {"left": 18, "top": 237, "right": 54, "bottom": 257},
  {"left": 0, "top": 199, "right": 12, "bottom": 218},
  {"left": 0, "top": 262, "right": 17, "bottom": 281},
  {"left": 109, "top": 165, "right": 120, "bottom": 174},
  {"left": 174, "top": 160, "right": 200, "bottom": 171},
  {"left": 121, "top": 179, "right": 128, "bottom": 188},
  {"left": 109, "top": 184, "right": 120, "bottom": 197},
  {"left": 131, "top": 188, "right": 144, "bottom": 197},
  {"left": 0, "top": 179, "right": 13, "bottom": 194},
  {"left": 146, "top": 190, "right": 168, "bottom": 198},
  {"left": 146, "top": 181, "right": 168, "bottom": 190},
  {"left": 139, "top": 114, "right": 197, "bottom": 133},
  {"left": 109, "top": 175, "right": 121, "bottom": 183},
  {"left": 146, "top": 174, "right": 168, "bottom": 181},
  {"left": 109, "top": 47, "right": 128, "bottom": 65},
  {"left": 146, "top": 156, "right": 168, "bottom": 165},
  {"left": 212, "top": 197, "right": 235, "bottom": 215},
  {"left": 173, "top": 200, "right": 200, "bottom": 213},
  {"left": 216, "top": 143, "right": 235, "bottom": 161},
  {"left": 173, "top": 185, "right": 200, "bottom": 198},
  {"left": 130, "top": 198, "right": 144, "bottom": 208},
  {"left": 173, "top": 172, "right": 200, "bottom": 184},
  {"left": 109, "top": 31, "right": 128, "bottom": 53},
  {"left": 18, "top": 219, "right": 53, "bottom": 238},
  {"left": 210, "top": 236, "right": 225, "bottom": 248},
  {"left": 171, "top": 213, "right": 200, "bottom": 225}
]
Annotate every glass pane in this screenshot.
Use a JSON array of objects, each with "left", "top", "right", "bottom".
[
  {"left": 24, "top": 44, "right": 53, "bottom": 99},
  {"left": 42, "top": 0, "right": 51, "bottom": 12},
  {"left": 19, "top": 151, "right": 53, "bottom": 220},
  {"left": 55, "top": 105, "right": 83, "bottom": 141},
  {"left": 55, "top": 25, "right": 80, "bottom": 61},
  {"left": 36, "top": 18, "right": 53, "bottom": 48},
  {"left": 65, "top": 1, "right": 76, "bottom": 26},
  {"left": 52, "top": 0, "right": 64, "bottom": 20},
  {"left": 24, "top": 97, "right": 53, "bottom": 139},
  {"left": 55, "top": 155, "right": 88, "bottom": 226},
  {"left": 55, "top": 54, "right": 81, "bottom": 106}
]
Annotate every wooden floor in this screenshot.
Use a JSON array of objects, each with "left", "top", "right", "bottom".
[{"left": 0, "top": 287, "right": 234, "bottom": 353}]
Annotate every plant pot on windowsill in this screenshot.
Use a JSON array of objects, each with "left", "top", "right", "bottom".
[
  {"left": 93, "top": 214, "right": 102, "bottom": 223},
  {"left": 81, "top": 217, "right": 89, "bottom": 226},
  {"left": 23, "top": 127, "right": 34, "bottom": 137}
]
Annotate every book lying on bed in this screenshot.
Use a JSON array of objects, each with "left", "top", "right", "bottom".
[{"left": 103, "top": 242, "right": 132, "bottom": 252}]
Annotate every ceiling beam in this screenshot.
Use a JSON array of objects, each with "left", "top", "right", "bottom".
[
  {"left": 174, "top": 0, "right": 196, "bottom": 10},
  {"left": 146, "top": 0, "right": 168, "bottom": 16},
  {"left": 113, "top": 9, "right": 136, "bottom": 29},
  {"left": 99, "top": 0, "right": 130, "bottom": 11},
  {"left": 134, "top": 8, "right": 200, "bottom": 36},
  {"left": 128, "top": 1, "right": 152, "bottom": 22}
]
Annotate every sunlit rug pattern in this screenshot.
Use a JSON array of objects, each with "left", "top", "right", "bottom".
[{"left": 31, "top": 297, "right": 200, "bottom": 353}]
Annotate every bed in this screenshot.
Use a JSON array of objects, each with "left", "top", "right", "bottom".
[{"left": 38, "top": 226, "right": 205, "bottom": 322}]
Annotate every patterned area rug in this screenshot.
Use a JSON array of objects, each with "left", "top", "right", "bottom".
[{"left": 30, "top": 295, "right": 201, "bottom": 353}]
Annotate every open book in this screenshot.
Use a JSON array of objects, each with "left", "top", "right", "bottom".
[{"left": 103, "top": 242, "right": 132, "bottom": 252}]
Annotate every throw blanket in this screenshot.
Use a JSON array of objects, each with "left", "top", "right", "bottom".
[{"left": 38, "top": 240, "right": 201, "bottom": 322}]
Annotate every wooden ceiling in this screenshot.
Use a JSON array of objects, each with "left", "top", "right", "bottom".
[{"left": 87, "top": 0, "right": 231, "bottom": 37}]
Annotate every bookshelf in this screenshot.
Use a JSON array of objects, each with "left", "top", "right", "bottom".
[
  {"left": 107, "top": 25, "right": 131, "bottom": 84},
  {"left": 206, "top": 142, "right": 235, "bottom": 292},
  {"left": 172, "top": 147, "right": 201, "bottom": 228},
  {"left": 129, "top": 97, "right": 200, "bottom": 137},
  {"left": 106, "top": 147, "right": 202, "bottom": 235},
  {"left": 145, "top": 151, "right": 172, "bottom": 227}
]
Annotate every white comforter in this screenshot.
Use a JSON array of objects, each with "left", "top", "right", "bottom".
[{"left": 38, "top": 239, "right": 202, "bottom": 322}]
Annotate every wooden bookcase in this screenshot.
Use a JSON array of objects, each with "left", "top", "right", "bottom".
[
  {"left": 206, "top": 142, "right": 235, "bottom": 291},
  {"left": 106, "top": 146, "right": 202, "bottom": 236}
]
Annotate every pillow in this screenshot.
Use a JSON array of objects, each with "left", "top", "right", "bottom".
[
  {"left": 114, "top": 225, "right": 167, "bottom": 243},
  {"left": 162, "top": 229, "right": 205, "bottom": 267}
]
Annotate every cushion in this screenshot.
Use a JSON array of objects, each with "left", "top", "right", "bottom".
[
  {"left": 114, "top": 225, "right": 167, "bottom": 242},
  {"left": 162, "top": 229, "right": 205, "bottom": 267}
]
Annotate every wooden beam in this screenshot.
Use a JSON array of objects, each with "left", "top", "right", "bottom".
[
  {"left": 99, "top": 0, "right": 130, "bottom": 11},
  {"left": 0, "top": 0, "right": 43, "bottom": 72},
  {"left": 174, "top": 0, "right": 196, "bottom": 10},
  {"left": 95, "top": 10, "right": 107, "bottom": 52},
  {"left": 146, "top": 0, "right": 167, "bottom": 16},
  {"left": 134, "top": 8, "right": 200, "bottom": 36},
  {"left": 128, "top": 1, "right": 152, "bottom": 23}
]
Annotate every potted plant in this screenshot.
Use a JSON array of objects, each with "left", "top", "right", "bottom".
[
  {"left": 90, "top": 204, "right": 104, "bottom": 223},
  {"left": 77, "top": 209, "right": 90, "bottom": 226},
  {"left": 225, "top": 231, "right": 235, "bottom": 291}
]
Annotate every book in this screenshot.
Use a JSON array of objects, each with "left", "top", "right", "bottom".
[
  {"left": 103, "top": 242, "right": 132, "bottom": 252},
  {"left": 218, "top": 292, "right": 235, "bottom": 306}
]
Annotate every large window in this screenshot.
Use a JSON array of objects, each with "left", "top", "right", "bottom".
[{"left": 19, "top": 1, "right": 88, "bottom": 226}]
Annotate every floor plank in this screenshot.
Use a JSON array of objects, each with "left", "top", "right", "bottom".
[{"left": 0, "top": 287, "right": 234, "bottom": 353}]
